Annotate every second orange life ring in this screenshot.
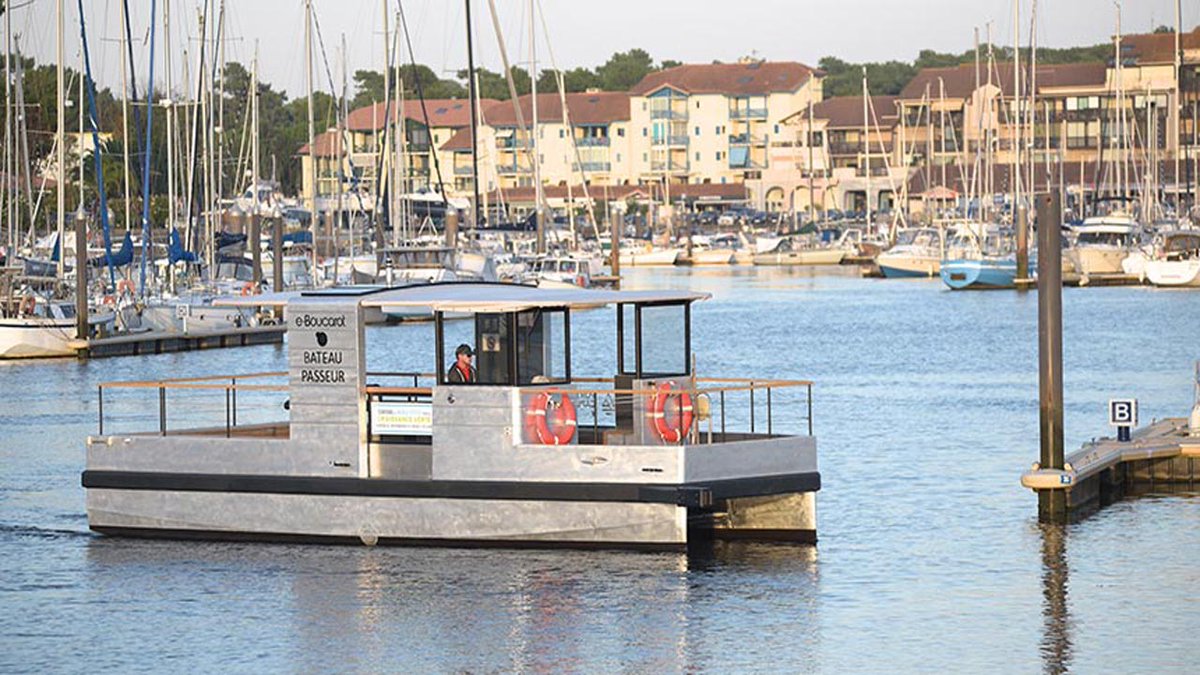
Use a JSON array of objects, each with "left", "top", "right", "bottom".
[{"left": 648, "top": 381, "right": 694, "bottom": 443}]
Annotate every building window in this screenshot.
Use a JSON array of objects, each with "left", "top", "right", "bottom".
[
  {"left": 559, "top": 129, "right": 565, "bottom": 138},
  {"left": 643, "top": 128, "right": 648, "bottom": 137},
  {"left": 618, "top": 128, "right": 625, "bottom": 137},
  {"left": 642, "top": 102, "right": 647, "bottom": 111},
  {"left": 616, "top": 153, "right": 621, "bottom": 162},
  {"left": 774, "top": 124, "right": 780, "bottom": 134},
  {"left": 643, "top": 153, "right": 648, "bottom": 161},
  {"left": 695, "top": 100, "right": 700, "bottom": 109},
  {"left": 721, "top": 176, "right": 727, "bottom": 184},
  {"left": 716, "top": 151, "right": 723, "bottom": 161},
  {"left": 695, "top": 126, "right": 700, "bottom": 136},
  {"left": 695, "top": 152, "right": 700, "bottom": 161}
]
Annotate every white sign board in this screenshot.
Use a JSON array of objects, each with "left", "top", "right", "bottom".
[
  {"left": 290, "top": 310, "right": 358, "bottom": 387},
  {"left": 371, "top": 401, "right": 433, "bottom": 435},
  {"left": 1108, "top": 399, "right": 1138, "bottom": 427}
]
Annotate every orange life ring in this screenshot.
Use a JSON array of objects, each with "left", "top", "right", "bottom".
[
  {"left": 19, "top": 296, "right": 37, "bottom": 316},
  {"left": 525, "top": 389, "right": 577, "bottom": 445},
  {"left": 648, "top": 381, "right": 694, "bottom": 443},
  {"left": 117, "top": 279, "right": 135, "bottom": 296},
  {"left": 101, "top": 295, "right": 117, "bottom": 306},
  {"left": 575, "top": 274, "right": 587, "bottom": 288},
  {"left": 240, "top": 282, "right": 257, "bottom": 297}
]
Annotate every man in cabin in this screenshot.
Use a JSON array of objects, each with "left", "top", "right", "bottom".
[{"left": 448, "top": 343, "right": 477, "bottom": 384}]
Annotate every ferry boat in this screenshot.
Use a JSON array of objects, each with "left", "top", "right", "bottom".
[{"left": 82, "top": 283, "right": 820, "bottom": 549}]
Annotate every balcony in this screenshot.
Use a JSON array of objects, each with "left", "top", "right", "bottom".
[
  {"left": 496, "top": 162, "right": 530, "bottom": 175},
  {"left": 730, "top": 107, "right": 768, "bottom": 120},
  {"left": 576, "top": 161, "right": 612, "bottom": 173},
  {"left": 828, "top": 142, "right": 862, "bottom": 156},
  {"left": 453, "top": 164, "right": 474, "bottom": 175},
  {"left": 729, "top": 133, "right": 767, "bottom": 146},
  {"left": 495, "top": 136, "right": 520, "bottom": 149},
  {"left": 650, "top": 160, "right": 688, "bottom": 172},
  {"left": 576, "top": 136, "right": 611, "bottom": 147},
  {"left": 650, "top": 109, "right": 688, "bottom": 121},
  {"left": 652, "top": 135, "right": 689, "bottom": 147}
]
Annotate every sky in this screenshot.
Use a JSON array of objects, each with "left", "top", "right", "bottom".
[{"left": 14, "top": 0, "right": 1200, "bottom": 99}]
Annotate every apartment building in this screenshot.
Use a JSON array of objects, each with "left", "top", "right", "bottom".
[
  {"left": 441, "top": 91, "right": 633, "bottom": 194},
  {"left": 299, "top": 98, "right": 496, "bottom": 209},
  {"left": 626, "top": 61, "right": 823, "bottom": 188},
  {"left": 759, "top": 95, "right": 902, "bottom": 213}
]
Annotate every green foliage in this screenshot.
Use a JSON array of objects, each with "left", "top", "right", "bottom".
[{"left": 596, "top": 49, "right": 656, "bottom": 91}]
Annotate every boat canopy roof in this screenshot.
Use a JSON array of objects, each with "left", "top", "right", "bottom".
[{"left": 215, "top": 282, "right": 709, "bottom": 312}]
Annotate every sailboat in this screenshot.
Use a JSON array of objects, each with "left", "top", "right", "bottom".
[
  {"left": 1142, "top": 230, "right": 1200, "bottom": 288},
  {"left": 940, "top": 224, "right": 1018, "bottom": 290}
]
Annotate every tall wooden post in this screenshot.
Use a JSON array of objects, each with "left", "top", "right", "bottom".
[{"left": 1036, "top": 191, "right": 1066, "bottom": 522}]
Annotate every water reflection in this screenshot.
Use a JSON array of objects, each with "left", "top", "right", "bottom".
[
  {"left": 81, "top": 537, "right": 820, "bottom": 671},
  {"left": 1038, "top": 523, "right": 1072, "bottom": 675}
]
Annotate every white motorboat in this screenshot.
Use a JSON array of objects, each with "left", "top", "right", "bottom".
[
  {"left": 877, "top": 227, "right": 945, "bottom": 278},
  {"left": 1143, "top": 231, "right": 1200, "bottom": 288},
  {"left": 752, "top": 233, "right": 847, "bottom": 266},
  {"left": 618, "top": 243, "right": 680, "bottom": 267},
  {"left": 83, "top": 283, "right": 821, "bottom": 549},
  {"left": 1069, "top": 213, "right": 1140, "bottom": 277},
  {"left": 0, "top": 296, "right": 115, "bottom": 359}
]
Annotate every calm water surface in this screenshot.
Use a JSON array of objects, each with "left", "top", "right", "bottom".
[{"left": 2, "top": 267, "right": 1198, "bottom": 673}]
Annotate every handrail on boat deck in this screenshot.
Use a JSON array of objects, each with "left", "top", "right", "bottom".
[
  {"left": 516, "top": 377, "right": 814, "bottom": 443},
  {"left": 97, "top": 372, "right": 290, "bottom": 440}
]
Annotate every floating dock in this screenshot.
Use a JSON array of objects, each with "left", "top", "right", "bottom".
[
  {"left": 1022, "top": 418, "right": 1200, "bottom": 514},
  {"left": 72, "top": 325, "right": 285, "bottom": 359}
]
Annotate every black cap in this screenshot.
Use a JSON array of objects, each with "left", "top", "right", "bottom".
[{"left": 456, "top": 343, "right": 474, "bottom": 356}]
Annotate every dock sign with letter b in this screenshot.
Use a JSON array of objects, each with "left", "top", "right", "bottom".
[{"left": 1108, "top": 399, "right": 1138, "bottom": 428}]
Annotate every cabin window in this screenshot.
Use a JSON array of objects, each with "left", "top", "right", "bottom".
[
  {"left": 437, "top": 309, "right": 570, "bottom": 386},
  {"left": 617, "top": 302, "right": 691, "bottom": 379}
]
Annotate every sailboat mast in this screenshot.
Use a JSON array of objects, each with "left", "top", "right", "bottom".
[
  {"left": 119, "top": 3, "right": 131, "bottom": 235},
  {"left": 380, "top": 0, "right": 390, "bottom": 246},
  {"left": 139, "top": 0, "right": 159, "bottom": 298},
  {"left": 465, "top": 0, "right": 482, "bottom": 230},
  {"left": 56, "top": 0, "right": 65, "bottom": 277},
  {"left": 165, "top": 0, "right": 175, "bottom": 238},
  {"left": 4, "top": 0, "right": 12, "bottom": 258},
  {"left": 1173, "top": 0, "right": 1182, "bottom": 214},
  {"left": 862, "top": 67, "right": 871, "bottom": 227},
  {"left": 807, "top": 97, "right": 815, "bottom": 225},
  {"left": 1013, "top": 0, "right": 1021, "bottom": 221},
  {"left": 304, "top": 0, "right": 316, "bottom": 273},
  {"left": 530, "top": 0, "right": 543, "bottom": 253},
  {"left": 250, "top": 44, "right": 260, "bottom": 286}
]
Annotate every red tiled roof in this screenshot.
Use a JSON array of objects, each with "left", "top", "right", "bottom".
[
  {"left": 630, "top": 61, "right": 816, "bottom": 96},
  {"left": 297, "top": 129, "right": 344, "bottom": 158},
  {"left": 785, "top": 96, "right": 898, "bottom": 128},
  {"left": 1122, "top": 26, "right": 1200, "bottom": 65},
  {"left": 345, "top": 98, "right": 500, "bottom": 132},
  {"left": 899, "top": 62, "right": 1107, "bottom": 100},
  {"left": 481, "top": 92, "right": 631, "bottom": 127}
]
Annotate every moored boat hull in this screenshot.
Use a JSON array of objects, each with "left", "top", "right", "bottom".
[
  {"left": 0, "top": 319, "right": 78, "bottom": 358},
  {"left": 752, "top": 249, "right": 846, "bottom": 266},
  {"left": 877, "top": 255, "right": 940, "bottom": 278},
  {"left": 1144, "top": 260, "right": 1200, "bottom": 287},
  {"left": 940, "top": 259, "right": 1017, "bottom": 290}
]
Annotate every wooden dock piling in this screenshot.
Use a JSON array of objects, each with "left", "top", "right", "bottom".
[{"left": 1036, "top": 192, "right": 1067, "bottom": 522}]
